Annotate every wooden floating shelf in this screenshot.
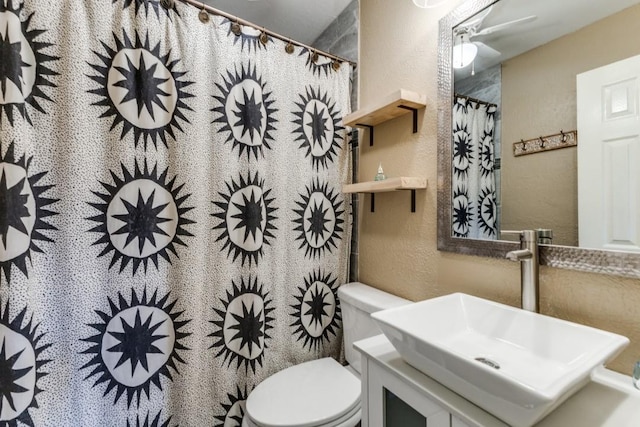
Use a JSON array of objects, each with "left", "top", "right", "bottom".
[
  {"left": 343, "top": 90, "right": 427, "bottom": 127},
  {"left": 343, "top": 177, "right": 427, "bottom": 193},
  {"left": 343, "top": 89, "right": 427, "bottom": 145},
  {"left": 343, "top": 177, "right": 427, "bottom": 213}
]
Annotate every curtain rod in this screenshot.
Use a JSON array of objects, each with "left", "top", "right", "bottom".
[
  {"left": 454, "top": 93, "right": 496, "bottom": 108},
  {"left": 176, "top": 0, "right": 357, "bottom": 69}
]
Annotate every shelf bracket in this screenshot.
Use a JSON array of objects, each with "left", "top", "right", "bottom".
[
  {"left": 367, "top": 191, "right": 417, "bottom": 213},
  {"left": 356, "top": 124, "right": 375, "bottom": 146},
  {"left": 398, "top": 105, "right": 419, "bottom": 133},
  {"left": 411, "top": 189, "right": 416, "bottom": 213}
]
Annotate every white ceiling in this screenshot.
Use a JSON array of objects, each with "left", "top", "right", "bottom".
[
  {"left": 455, "top": 0, "right": 640, "bottom": 78},
  {"left": 201, "top": 0, "right": 354, "bottom": 45},
  {"left": 198, "top": 0, "right": 640, "bottom": 68}
]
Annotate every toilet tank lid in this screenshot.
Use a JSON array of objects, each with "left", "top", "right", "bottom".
[{"left": 338, "top": 282, "right": 411, "bottom": 314}]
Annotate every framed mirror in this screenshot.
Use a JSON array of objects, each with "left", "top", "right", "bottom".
[{"left": 437, "top": 0, "right": 640, "bottom": 278}]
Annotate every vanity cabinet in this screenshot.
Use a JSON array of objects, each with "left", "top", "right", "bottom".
[
  {"left": 342, "top": 89, "right": 428, "bottom": 212},
  {"left": 356, "top": 335, "right": 640, "bottom": 427},
  {"left": 356, "top": 335, "right": 506, "bottom": 427},
  {"left": 366, "top": 357, "right": 471, "bottom": 427}
]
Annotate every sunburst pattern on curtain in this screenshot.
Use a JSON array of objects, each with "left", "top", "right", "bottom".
[
  {"left": 0, "top": 0, "right": 352, "bottom": 425},
  {"left": 452, "top": 95, "right": 497, "bottom": 239}
]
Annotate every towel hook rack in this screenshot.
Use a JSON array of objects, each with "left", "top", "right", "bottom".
[{"left": 513, "top": 130, "right": 577, "bottom": 157}]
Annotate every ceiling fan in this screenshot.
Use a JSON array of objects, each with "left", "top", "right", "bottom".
[{"left": 453, "top": 6, "right": 537, "bottom": 70}]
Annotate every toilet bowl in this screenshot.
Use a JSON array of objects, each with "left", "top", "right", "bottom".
[{"left": 241, "top": 282, "right": 410, "bottom": 427}]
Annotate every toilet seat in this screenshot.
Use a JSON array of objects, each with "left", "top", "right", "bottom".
[
  {"left": 243, "top": 406, "right": 360, "bottom": 427},
  {"left": 244, "top": 358, "right": 361, "bottom": 427}
]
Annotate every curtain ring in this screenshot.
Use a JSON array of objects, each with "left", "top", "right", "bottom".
[
  {"left": 311, "top": 49, "right": 319, "bottom": 64},
  {"left": 231, "top": 19, "right": 242, "bottom": 36},
  {"left": 259, "top": 28, "right": 268, "bottom": 45},
  {"left": 331, "top": 60, "right": 341, "bottom": 71},
  {"left": 285, "top": 39, "right": 294, "bottom": 54},
  {"left": 160, "top": 0, "right": 174, "bottom": 9},
  {"left": 198, "top": 2, "right": 210, "bottom": 23}
]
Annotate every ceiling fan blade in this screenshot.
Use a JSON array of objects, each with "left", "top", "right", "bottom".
[
  {"left": 473, "top": 15, "right": 537, "bottom": 37},
  {"left": 473, "top": 41, "right": 501, "bottom": 58}
]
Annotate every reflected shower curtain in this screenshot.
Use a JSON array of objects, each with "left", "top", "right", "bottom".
[
  {"left": 0, "top": 0, "right": 352, "bottom": 425},
  {"left": 452, "top": 96, "right": 497, "bottom": 239}
]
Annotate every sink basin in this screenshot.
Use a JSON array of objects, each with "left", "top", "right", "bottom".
[{"left": 371, "top": 293, "right": 629, "bottom": 427}]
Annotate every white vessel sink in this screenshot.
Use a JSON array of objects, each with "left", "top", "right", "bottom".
[{"left": 371, "top": 293, "right": 629, "bottom": 427}]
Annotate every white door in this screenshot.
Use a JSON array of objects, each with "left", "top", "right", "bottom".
[{"left": 577, "top": 54, "right": 640, "bottom": 251}]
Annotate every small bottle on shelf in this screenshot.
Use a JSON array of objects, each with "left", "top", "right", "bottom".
[{"left": 374, "top": 163, "right": 386, "bottom": 181}]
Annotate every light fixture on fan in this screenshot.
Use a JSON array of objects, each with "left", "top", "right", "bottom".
[
  {"left": 412, "top": 0, "right": 450, "bottom": 8},
  {"left": 452, "top": 33, "right": 477, "bottom": 69}
]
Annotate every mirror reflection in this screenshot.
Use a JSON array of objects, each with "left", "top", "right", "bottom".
[{"left": 451, "top": 0, "right": 640, "bottom": 249}]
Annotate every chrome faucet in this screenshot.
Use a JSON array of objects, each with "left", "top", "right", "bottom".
[{"left": 504, "top": 230, "right": 539, "bottom": 313}]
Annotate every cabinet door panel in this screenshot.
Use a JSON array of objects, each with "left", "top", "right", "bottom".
[
  {"left": 451, "top": 415, "right": 472, "bottom": 427},
  {"left": 368, "top": 360, "right": 451, "bottom": 427},
  {"left": 427, "top": 411, "right": 451, "bottom": 427}
]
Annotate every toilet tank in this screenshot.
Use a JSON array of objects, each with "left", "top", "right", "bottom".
[{"left": 338, "top": 282, "right": 410, "bottom": 374}]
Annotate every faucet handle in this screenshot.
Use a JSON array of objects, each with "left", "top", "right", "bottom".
[
  {"left": 502, "top": 229, "right": 552, "bottom": 244},
  {"left": 501, "top": 230, "right": 524, "bottom": 236},
  {"left": 501, "top": 230, "right": 525, "bottom": 241},
  {"left": 536, "top": 228, "right": 553, "bottom": 244},
  {"left": 501, "top": 230, "right": 538, "bottom": 243}
]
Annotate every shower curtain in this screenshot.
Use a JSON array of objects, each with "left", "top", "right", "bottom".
[
  {"left": 0, "top": 0, "right": 352, "bottom": 425},
  {"left": 452, "top": 95, "right": 497, "bottom": 239}
]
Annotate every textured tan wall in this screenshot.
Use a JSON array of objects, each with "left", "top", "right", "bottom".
[
  {"left": 358, "top": 0, "right": 640, "bottom": 374},
  {"left": 501, "top": 4, "right": 640, "bottom": 246}
]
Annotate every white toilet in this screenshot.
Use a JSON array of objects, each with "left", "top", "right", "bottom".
[{"left": 242, "top": 282, "right": 410, "bottom": 427}]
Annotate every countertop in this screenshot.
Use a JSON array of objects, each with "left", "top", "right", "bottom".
[{"left": 355, "top": 335, "right": 640, "bottom": 426}]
